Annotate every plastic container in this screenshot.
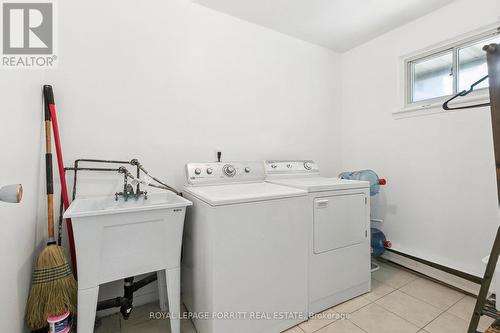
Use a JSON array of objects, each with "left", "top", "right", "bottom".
[
  {"left": 48, "top": 311, "right": 71, "bottom": 333},
  {"left": 482, "top": 256, "right": 499, "bottom": 311},
  {"left": 339, "top": 170, "right": 386, "bottom": 196},
  {"left": 371, "top": 228, "right": 391, "bottom": 257}
]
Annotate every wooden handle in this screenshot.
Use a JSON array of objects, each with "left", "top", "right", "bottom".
[
  {"left": 47, "top": 194, "right": 54, "bottom": 238},
  {"left": 44, "top": 86, "right": 54, "bottom": 240},
  {"left": 45, "top": 121, "right": 51, "bottom": 153}
]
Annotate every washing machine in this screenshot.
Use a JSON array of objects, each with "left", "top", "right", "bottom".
[
  {"left": 265, "top": 160, "right": 371, "bottom": 314},
  {"left": 182, "top": 161, "right": 309, "bottom": 333}
]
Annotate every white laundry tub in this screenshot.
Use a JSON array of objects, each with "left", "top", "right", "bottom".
[{"left": 64, "top": 192, "right": 192, "bottom": 333}]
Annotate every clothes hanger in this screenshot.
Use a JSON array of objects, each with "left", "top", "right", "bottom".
[{"left": 442, "top": 75, "right": 490, "bottom": 110}]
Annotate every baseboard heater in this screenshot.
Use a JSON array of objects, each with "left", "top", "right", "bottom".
[{"left": 383, "top": 248, "right": 483, "bottom": 296}]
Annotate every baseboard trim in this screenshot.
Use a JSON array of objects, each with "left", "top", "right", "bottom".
[{"left": 381, "top": 251, "right": 483, "bottom": 296}]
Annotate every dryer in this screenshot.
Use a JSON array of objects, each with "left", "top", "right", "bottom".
[
  {"left": 265, "top": 160, "right": 371, "bottom": 314},
  {"left": 182, "top": 161, "right": 309, "bottom": 333}
]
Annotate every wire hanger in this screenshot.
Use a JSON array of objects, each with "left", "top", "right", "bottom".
[{"left": 442, "top": 75, "right": 490, "bottom": 110}]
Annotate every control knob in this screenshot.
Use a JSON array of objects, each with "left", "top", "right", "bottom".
[
  {"left": 244, "top": 167, "right": 251, "bottom": 173},
  {"left": 223, "top": 164, "right": 236, "bottom": 177},
  {"left": 194, "top": 168, "right": 202, "bottom": 175},
  {"left": 304, "top": 162, "right": 312, "bottom": 170},
  {"left": 206, "top": 168, "right": 213, "bottom": 175}
]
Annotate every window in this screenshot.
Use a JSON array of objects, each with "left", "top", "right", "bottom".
[
  {"left": 406, "top": 28, "right": 500, "bottom": 106},
  {"left": 411, "top": 51, "right": 453, "bottom": 102}
]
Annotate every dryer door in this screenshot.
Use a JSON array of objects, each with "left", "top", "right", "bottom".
[{"left": 313, "top": 193, "right": 366, "bottom": 254}]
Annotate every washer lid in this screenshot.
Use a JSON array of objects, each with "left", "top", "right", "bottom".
[
  {"left": 267, "top": 177, "right": 369, "bottom": 192},
  {"left": 183, "top": 182, "right": 307, "bottom": 206}
]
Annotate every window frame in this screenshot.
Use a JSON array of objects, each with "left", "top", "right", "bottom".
[{"left": 402, "top": 26, "right": 500, "bottom": 111}]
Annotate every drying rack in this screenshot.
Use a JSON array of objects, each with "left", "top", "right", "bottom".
[
  {"left": 468, "top": 43, "right": 500, "bottom": 333},
  {"left": 442, "top": 43, "right": 500, "bottom": 333}
]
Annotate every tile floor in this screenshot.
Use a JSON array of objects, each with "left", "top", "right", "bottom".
[{"left": 95, "top": 261, "right": 494, "bottom": 333}]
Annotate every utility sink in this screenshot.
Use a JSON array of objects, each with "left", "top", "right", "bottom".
[
  {"left": 64, "top": 191, "right": 192, "bottom": 333},
  {"left": 65, "top": 192, "right": 190, "bottom": 218}
]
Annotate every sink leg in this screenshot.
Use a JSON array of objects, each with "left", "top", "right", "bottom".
[
  {"left": 166, "top": 267, "right": 181, "bottom": 333},
  {"left": 77, "top": 286, "right": 99, "bottom": 333},
  {"left": 157, "top": 270, "right": 168, "bottom": 312}
]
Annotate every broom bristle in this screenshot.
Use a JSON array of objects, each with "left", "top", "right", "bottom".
[{"left": 26, "top": 245, "right": 77, "bottom": 330}]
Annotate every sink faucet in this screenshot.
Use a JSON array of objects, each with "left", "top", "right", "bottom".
[
  {"left": 125, "top": 184, "right": 135, "bottom": 196},
  {"left": 115, "top": 167, "right": 148, "bottom": 201}
]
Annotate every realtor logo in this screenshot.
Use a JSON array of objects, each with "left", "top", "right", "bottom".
[{"left": 1, "top": 1, "right": 57, "bottom": 68}]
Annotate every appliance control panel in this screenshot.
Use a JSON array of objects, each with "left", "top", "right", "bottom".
[
  {"left": 264, "top": 160, "right": 320, "bottom": 175},
  {"left": 186, "top": 161, "right": 264, "bottom": 185}
]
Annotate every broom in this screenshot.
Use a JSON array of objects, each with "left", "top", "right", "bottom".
[
  {"left": 44, "top": 85, "right": 77, "bottom": 278},
  {"left": 25, "top": 88, "right": 77, "bottom": 330}
]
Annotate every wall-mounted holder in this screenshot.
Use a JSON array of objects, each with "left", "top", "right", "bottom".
[{"left": 0, "top": 184, "right": 22, "bottom": 203}]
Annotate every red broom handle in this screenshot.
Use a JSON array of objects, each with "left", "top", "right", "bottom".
[{"left": 44, "top": 85, "right": 78, "bottom": 278}]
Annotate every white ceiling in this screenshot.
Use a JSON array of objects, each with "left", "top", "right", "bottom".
[{"left": 193, "top": 0, "right": 457, "bottom": 52}]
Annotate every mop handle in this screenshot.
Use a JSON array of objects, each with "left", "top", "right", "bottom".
[
  {"left": 44, "top": 88, "right": 54, "bottom": 240},
  {"left": 43, "top": 85, "right": 77, "bottom": 276}
]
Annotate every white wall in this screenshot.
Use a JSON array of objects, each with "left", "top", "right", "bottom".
[
  {"left": 6, "top": 0, "right": 500, "bottom": 331},
  {"left": 340, "top": 0, "right": 500, "bottom": 276},
  {"left": 0, "top": 0, "right": 342, "bottom": 331}
]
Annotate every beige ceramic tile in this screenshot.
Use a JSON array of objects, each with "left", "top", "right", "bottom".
[
  {"left": 121, "top": 317, "right": 172, "bottom": 333},
  {"left": 424, "top": 312, "right": 468, "bottom": 333},
  {"left": 350, "top": 303, "right": 419, "bottom": 333},
  {"left": 316, "top": 319, "right": 366, "bottom": 332},
  {"left": 121, "top": 316, "right": 196, "bottom": 333},
  {"left": 372, "top": 264, "right": 418, "bottom": 289},
  {"left": 299, "top": 295, "right": 371, "bottom": 332},
  {"left": 363, "top": 279, "right": 395, "bottom": 302},
  {"left": 399, "top": 278, "right": 465, "bottom": 310},
  {"left": 375, "top": 290, "right": 442, "bottom": 327},
  {"left": 95, "top": 313, "right": 120, "bottom": 333},
  {"left": 447, "top": 295, "right": 475, "bottom": 320},
  {"left": 333, "top": 296, "right": 371, "bottom": 315},
  {"left": 446, "top": 295, "right": 495, "bottom": 331},
  {"left": 282, "top": 326, "right": 305, "bottom": 333},
  {"left": 298, "top": 307, "right": 340, "bottom": 333}
]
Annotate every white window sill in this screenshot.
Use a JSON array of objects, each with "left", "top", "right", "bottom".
[{"left": 393, "top": 92, "right": 490, "bottom": 119}]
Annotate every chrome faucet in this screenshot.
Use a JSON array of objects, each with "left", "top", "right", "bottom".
[
  {"left": 124, "top": 184, "right": 135, "bottom": 196},
  {"left": 115, "top": 167, "right": 148, "bottom": 201}
]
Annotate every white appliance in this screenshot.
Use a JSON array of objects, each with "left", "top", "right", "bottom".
[
  {"left": 182, "top": 161, "right": 309, "bottom": 333},
  {"left": 265, "top": 160, "right": 371, "bottom": 314}
]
